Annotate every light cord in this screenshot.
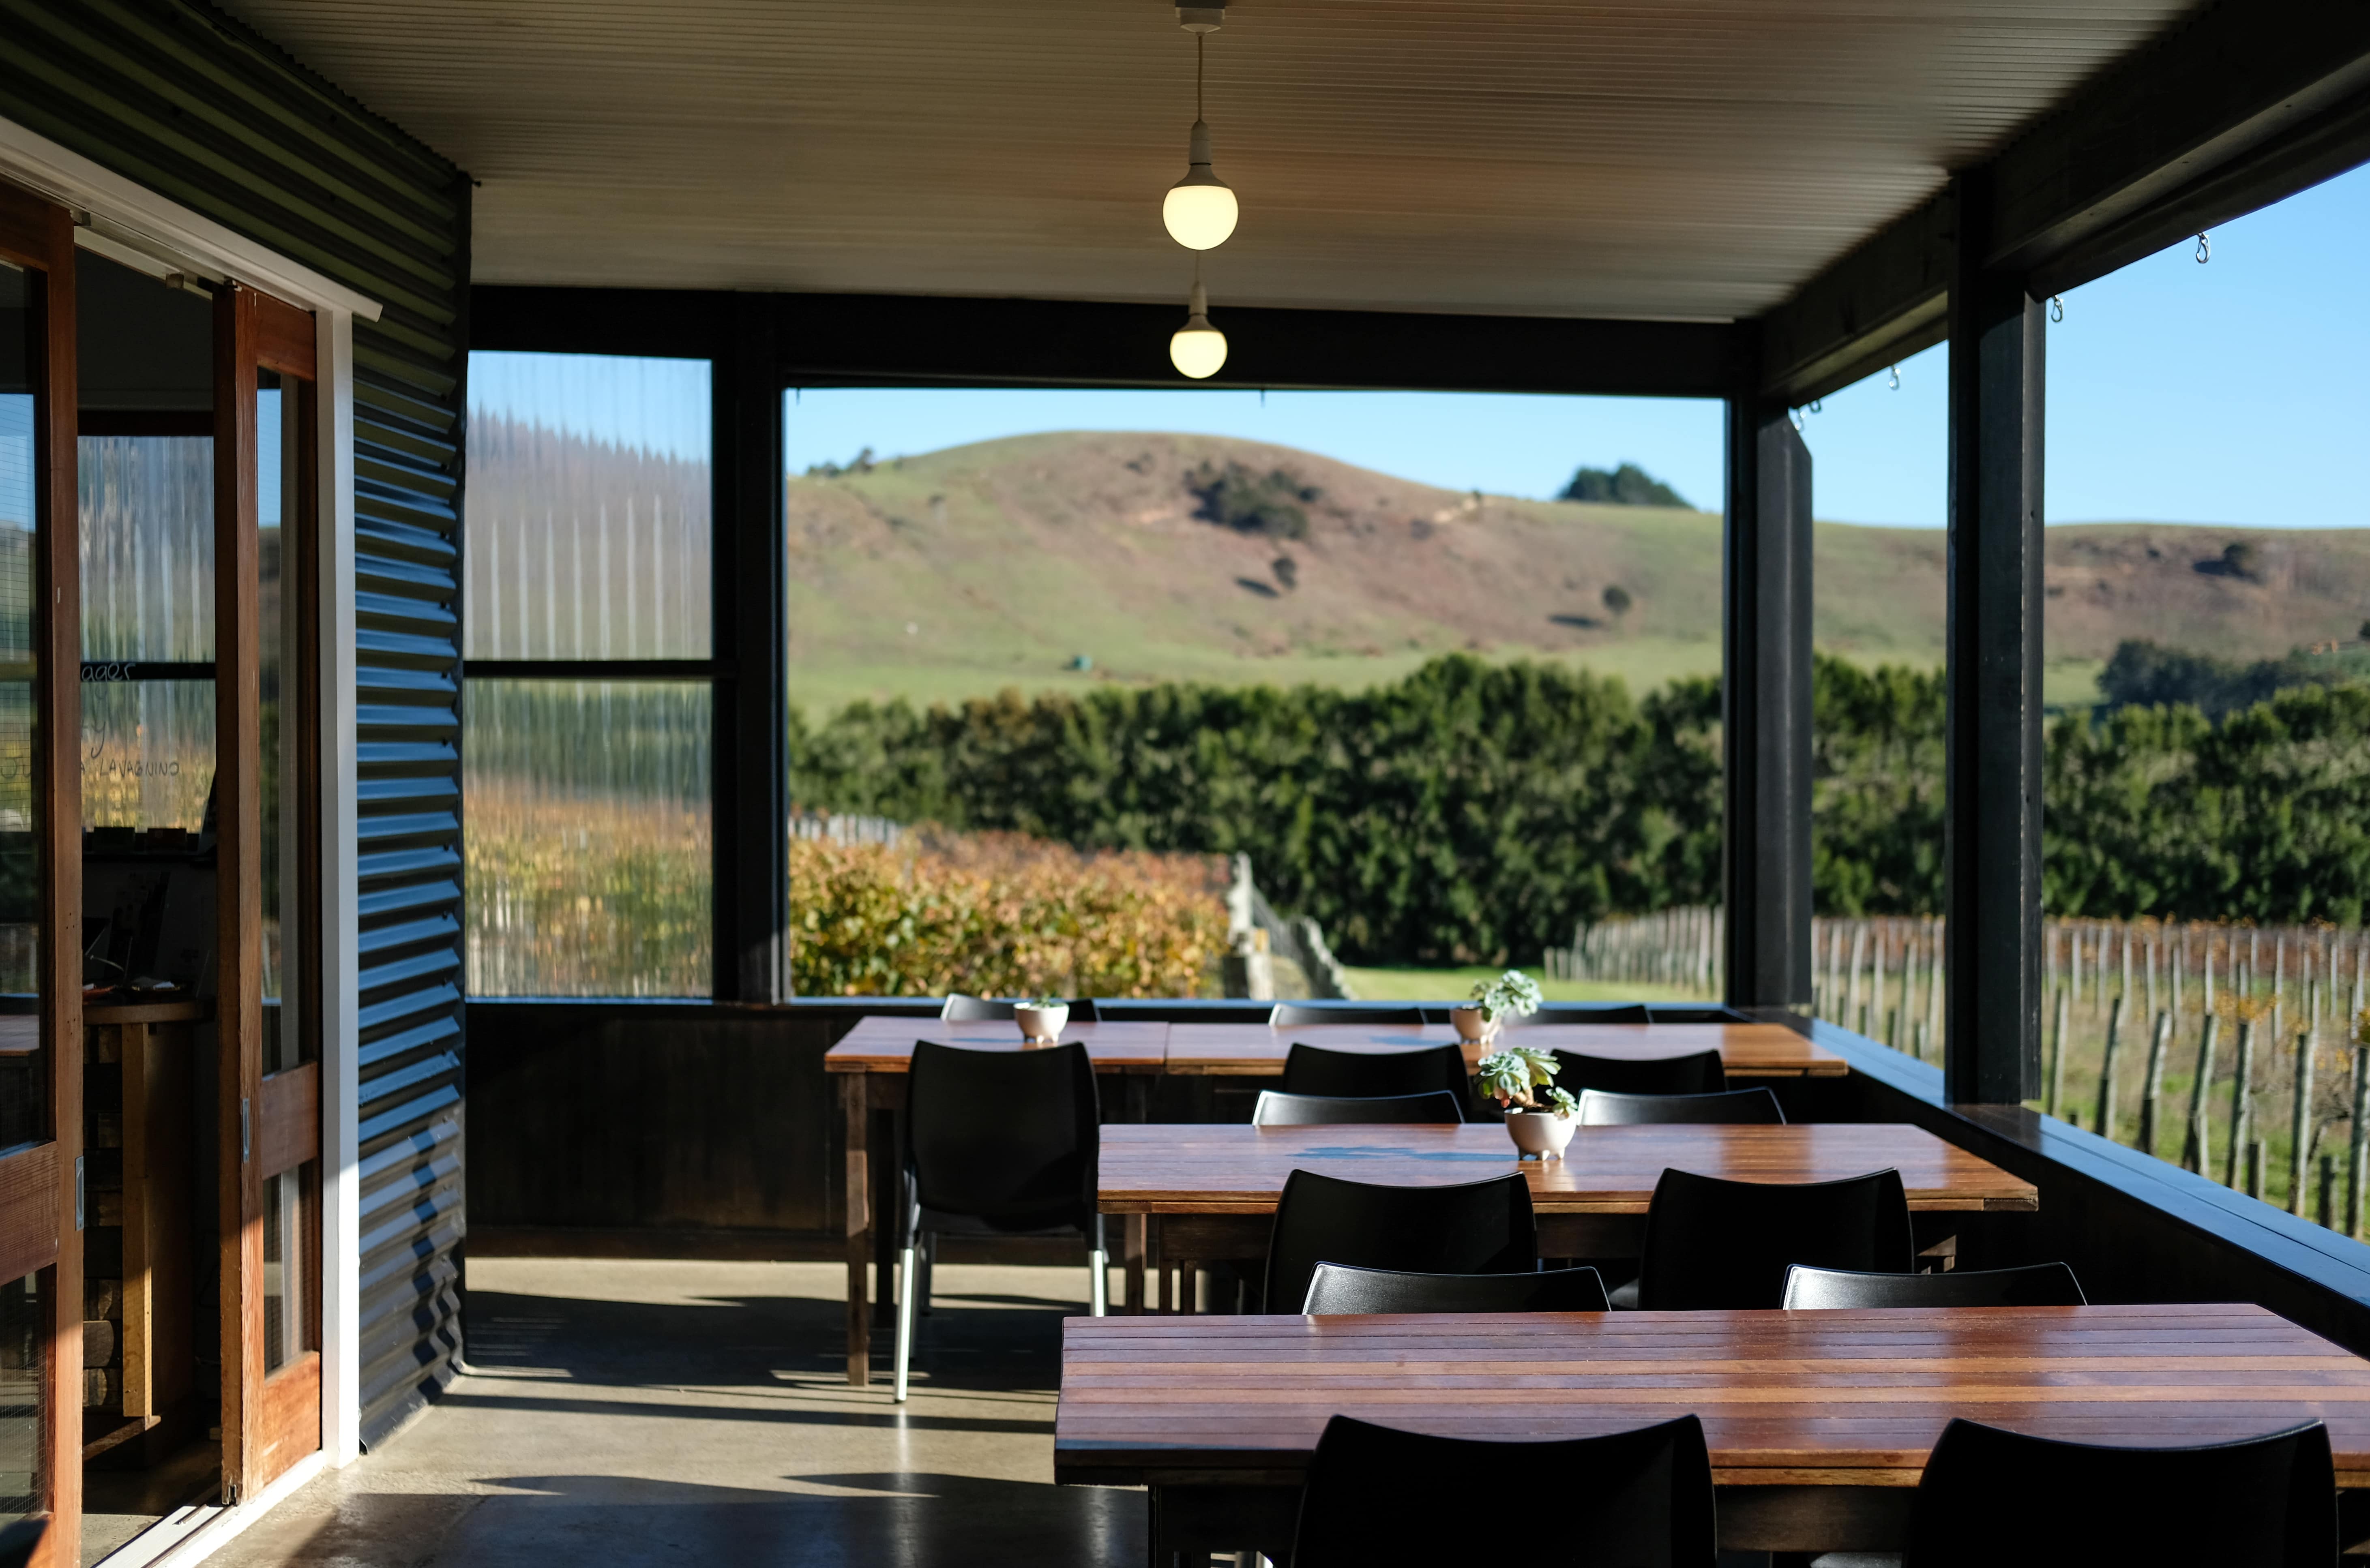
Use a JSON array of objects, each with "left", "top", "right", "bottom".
[{"left": 1197, "top": 32, "right": 1205, "bottom": 120}]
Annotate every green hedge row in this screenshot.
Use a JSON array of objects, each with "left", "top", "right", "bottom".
[{"left": 787, "top": 653, "right": 2370, "bottom": 964}]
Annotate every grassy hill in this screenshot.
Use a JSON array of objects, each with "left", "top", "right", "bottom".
[{"left": 781, "top": 430, "right": 2370, "bottom": 716}]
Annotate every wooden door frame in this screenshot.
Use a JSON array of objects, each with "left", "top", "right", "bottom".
[
  {"left": 0, "top": 174, "right": 84, "bottom": 1568},
  {"left": 214, "top": 283, "right": 323, "bottom": 1503}
]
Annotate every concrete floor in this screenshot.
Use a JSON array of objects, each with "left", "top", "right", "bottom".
[{"left": 204, "top": 1257, "right": 1144, "bottom": 1568}]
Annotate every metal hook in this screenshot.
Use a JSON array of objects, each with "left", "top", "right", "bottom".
[
  {"left": 1789, "top": 408, "right": 1804, "bottom": 432},
  {"left": 2049, "top": 295, "right": 2064, "bottom": 323},
  {"left": 1807, "top": 398, "right": 1823, "bottom": 415},
  {"left": 2195, "top": 232, "right": 2211, "bottom": 264},
  {"left": 1887, "top": 365, "right": 1900, "bottom": 392}
]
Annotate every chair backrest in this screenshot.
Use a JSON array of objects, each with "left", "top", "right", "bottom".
[
  {"left": 1269, "top": 1002, "right": 1428, "bottom": 1028},
  {"left": 0, "top": 1520, "right": 46, "bottom": 1568},
  {"left": 1784, "top": 1261, "right": 2086, "bottom": 1309},
  {"left": 1577, "top": 1087, "right": 1785, "bottom": 1126},
  {"left": 1280, "top": 1041, "right": 1469, "bottom": 1103},
  {"left": 1554, "top": 1048, "right": 1727, "bottom": 1097},
  {"left": 1302, "top": 1262, "right": 1609, "bottom": 1314},
  {"left": 1905, "top": 1417, "right": 2334, "bottom": 1568},
  {"left": 1636, "top": 1167, "right": 1913, "bottom": 1310},
  {"left": 941, "top": 993, "right": 1015, "bottom": 1021},
  {"left": 1292, "top": 1413, "right": 1717, "bottom": 1568},
  {"left": 1264, "top": 1170, "right": 1536, "bottom": 1319},
  {"left": 905, "top": 1041, "right": 1100, "bottom": 1228},
  {"left": 1252, "top": 1090, "right": 1465, "bottom": 1127}
]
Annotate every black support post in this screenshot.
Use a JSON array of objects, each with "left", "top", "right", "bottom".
[
  {"left": 712, "top": 294, "right": 790, "bottom": 1000},
  {"left": 1721, "top": 376, "right": 1814, "bottom": 1011},
  {"left": 1943, "top": 172, "right": 2048, "bottom": 1104}
]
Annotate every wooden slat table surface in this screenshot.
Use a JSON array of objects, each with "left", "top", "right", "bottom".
[
  {"left": 824, "top": 1016, "right": 1170, "bottom": 1073},
  {"left": 1162, "top": 1022, "right": 1845, "bottom": 1078},
  {"left": 1055, "top": 1303, "right": 2370, "bottom": 1488},
  {"left": 1098, "top": 1122, "right": 2037, "bottom": 1215}
]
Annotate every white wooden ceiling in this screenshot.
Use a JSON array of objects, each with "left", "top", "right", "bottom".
[{"left": 229, "top": 0, "right": 2200, "bottom": 319}]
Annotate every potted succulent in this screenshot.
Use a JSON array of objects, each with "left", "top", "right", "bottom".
[
  {"left": 1476, "top": 1042, "right": 1579, "bottom": 1159},
  {"left": 1014, "top": 996, "right": 1070, "bottom": 1045},
  {"left": 1450, "top": 969, "right": 1544, "bottom": 1045}
]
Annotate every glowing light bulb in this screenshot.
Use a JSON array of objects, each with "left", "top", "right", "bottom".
[
  {"left": 1169, "top": 282, "right": 1227, "bottom": 379},
  {"left": 1162, "top": 120, "right": 1238, "bottom": 250}
]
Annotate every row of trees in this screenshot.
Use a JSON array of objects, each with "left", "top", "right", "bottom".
[{"left": 787, "top": 653, "right": 2370, "bottom": 964}]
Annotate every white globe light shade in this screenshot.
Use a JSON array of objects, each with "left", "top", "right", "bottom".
[
  {"left": 1170, "top": 319, "right": 1228, "bottom": 379},
  {"left": 1163, "top": 176, "right": 1238, "bottom": 251}
]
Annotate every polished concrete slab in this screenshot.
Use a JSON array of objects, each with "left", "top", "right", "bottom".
[{"left": 204, "top": 1257, "right": 1143, "bottom": 1568}]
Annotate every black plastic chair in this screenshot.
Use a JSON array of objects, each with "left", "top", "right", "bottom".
[
  {"left": 1251, "top": 1089, "right": 1464, "bottom": 1126},
  {"left": 1577, "top": 1086, "right": 1785, "bottom": 1125},
  {"left": 1555, "top": 1047, "right": 1727, "bottom": 1097},
  {"left": 1269, "top": 1002, "right": 1427, "bottom": 1027},
  {"left": 0, "top": 1520, "right": 45, "bottom": 1568},
  {"left": 1302, "top": 1261, "right": 1609, "bottom": 1313},
  {"left": 1264, "top": 1169, "right": 1536, "bottom": 1320},
  {"left": 897, "top": 1039, "right": 1104, "bottom": 1401},
  {"left": 1904, "top": 1417, "right": 2334, "bottom": 1567},
  {"left": 941, "top": 993, "right": 1100, "bottom": 1022},
  {"left": 1292, "top": 1413, "right": 1717, "bottom": 1568},
  {"left": 1784, "top": 1260, "right": 2086, "bottom": 1309},
  {"left": 1280, "top": 1041, "right": 1469, "bottom": 1103},
  {"left": 1635, "top": 1167, "right": 1913, "bottom": 1310}
]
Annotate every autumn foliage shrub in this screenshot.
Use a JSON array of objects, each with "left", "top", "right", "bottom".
[{"left": 789, "top": 830, "right": 1227, "bottom": 998}]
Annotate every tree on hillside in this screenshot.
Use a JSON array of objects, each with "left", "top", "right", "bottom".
[
  {"left": 1185, "top": 460, "right": 1322, "bottom": 540},
  {"left": 2097, "top": 638, "right": 2352, "bottom": 722},
  {"left": 1602, "top": 585, "right": 1632, "bottom": 617},
  {"left": 1558, "top": 463, "right": 1689, "bottom": 508}
]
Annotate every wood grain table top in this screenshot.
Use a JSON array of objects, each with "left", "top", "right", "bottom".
[
  {"left": 1055, "top": 1302, "right": 2370, "bottom": 1487},
  {"left": 1096, "top": 1122, "right": 2037, "bottom": 1214},
  {"left": 824, "top": 1016, "right": 1170, "bottom": 1073},
  {"left": 1162, "top": 1022, "right": 1845, "bottom": 1078}
]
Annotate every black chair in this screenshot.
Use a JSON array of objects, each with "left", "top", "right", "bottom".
[
  {"left": 1251, "top": 1089, "right": 1464, "bottom": 1126},
  {"left": 897, "top": 1040, "right": 1104, "bottom": 1401},
  {"left": 1553, "top": 1002, "right": 1652, "bottom": 1024},
  {"left": 1264, "top": 1170, "right": 1535, "bottom": 1320},
  {"left": 1292, "top": 1414, "right": 1717, "bottom": 1568},
  {"left": 1577, "top": 1086, "right": 1785, "bottom": 1125},
  {"left": 1905, "top": 1417, "right": 2334, "bottom": 1567},
  {"left": 1555, "top": 1047, "right": 1727, "bottom": 1097},
  {"left": 941, "top": 993, "right": 1100, "bottom": 1022},
  {"left": 1302, "top": 1261, "right": 1609, "bottom": 1313},
  {"left": 0, "top": 1520, "right": 45, "bottom": 1568},
  {"left": 1280, "top": 1041, "right": 1469, "bottom": 1103},
  {"left": 1268, "top": 1002, "right": 1427, "bottom": 1027},
  {"left": 1784, "top": 1261, "right": 2086, "bottom": 1309},
  {"left": 1635, "top": 1167, "right": 1913, "bottom": 1310}
]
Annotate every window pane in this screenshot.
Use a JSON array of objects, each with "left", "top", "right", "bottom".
[
  {"left": 464, "top": 353, "right": 711, "bottom": 659},
  {"left": 0, "top": 260, "right": 43, "bottom": 1159},
  {"left": 0, "top": 1274, "right": 36, "bottom": 1520},
  {"left": 464, "top": 680, "right": 711, "bottom": 996},
  {"left": 79, "top": 433, "right": 212, "bottom": 661}
]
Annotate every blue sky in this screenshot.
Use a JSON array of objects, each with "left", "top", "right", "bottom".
[{"left": 473, "top": 160, "right": 2367, "bottom": 531}]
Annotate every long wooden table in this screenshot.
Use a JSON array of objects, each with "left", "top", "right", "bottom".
[
  {"left": 1056, "top": 1303, "right": 2370, "bottom": 1558},
  {"left": 824, "top": 1018, "right": 1171, "bottom": 1384},
  {"left": 1103, "top": 1122, "right": 2035, "bottom": 1312},
  {"left": 1163, "top": 1021, "right": 1846, "bottom": 1078}
]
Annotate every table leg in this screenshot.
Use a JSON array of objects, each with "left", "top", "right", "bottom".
[
  {"left": 1124, "top": 1213, "right": 1146, "bottom": 1314},
  {"left": 842, "top": 1073, "right": 871, "bottom": 1385}
]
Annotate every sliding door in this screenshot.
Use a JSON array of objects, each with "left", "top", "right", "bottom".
[
  {"left": 214, "top": 283, "right": 321, "bottom": 1499},
  {"left": 0, "top": 177, "right": 84, "bottom": 1566}
]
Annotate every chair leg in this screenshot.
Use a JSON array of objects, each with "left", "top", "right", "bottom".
[
  {"left": 919, "top": 1232, "right": 937, "bottom": 1316},
  {"left": 893, "top": 1242, "right": 920, "bottom": 1402},
  {"left": 1090, "top": 1246, "right": 1109, "bottom": 1316}
]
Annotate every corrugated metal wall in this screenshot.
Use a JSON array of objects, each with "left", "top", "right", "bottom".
[{"left": 0, "top": 0, "right": 472, "bottom": 1445}]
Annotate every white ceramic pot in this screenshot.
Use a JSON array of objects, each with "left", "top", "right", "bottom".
[
  {"left": 1504, "top": 1110, "right": 1578, "bottom": 1160},
  {"left": 1450, "top": 1005, "right": 1496, "bottom": 1045},
  {"left": 1014, "top": 1003, "right": 1070, "bottom": 1045}
]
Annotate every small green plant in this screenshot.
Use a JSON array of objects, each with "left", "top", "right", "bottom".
[
  {"left": 1475, "top": 1044, "right": 1575, "bottom": 1116},
  {"left": 1024, "top": 995, "right": 1068, "bottom": 1009},
  {"left": 1469, "top": 969, "right": 1543, "bottom": 1024}
]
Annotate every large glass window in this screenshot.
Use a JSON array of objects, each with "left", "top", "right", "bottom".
[
  {"left": 780, "top": 387, "right": 1723, "bottom": 1002},
  {"left": 463, "top": 353, "right": 714, "bottom": 997}
]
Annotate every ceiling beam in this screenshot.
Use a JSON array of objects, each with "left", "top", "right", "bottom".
[
  {"left": 474, "top": 285, "right": 1738, "bottom": 400},
  {"left": 1758, "top": 0, "right": 2370, "bottom": 405}
]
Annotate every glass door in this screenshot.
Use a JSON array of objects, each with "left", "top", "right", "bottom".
[
  {"left": 0, "top": 175, "right": 87, "bottom": 1565},
  {"left": 212, "top": 284, "right": 320, "bottom": 1500}
]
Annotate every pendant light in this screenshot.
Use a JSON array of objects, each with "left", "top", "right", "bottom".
[
  {"left": 1169, "top": 273, "right": 1227, "bottom": 379},
  {"left": 1162, "top": 10, "right": 1238, "bottom": 251}
]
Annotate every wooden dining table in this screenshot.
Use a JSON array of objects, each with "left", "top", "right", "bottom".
[
  {"left": 1056, "top": 1302, "right": 2370, "bottom": 1559},
  {"left": 823, "top": 1017, "right": 1171, "bottom": 1384},
  {"left": 1162, "top": 1020, "right": 1847, "bottom": 1079},
  {"left": 1103, "top": 1121, "right": 2036, "bottom": 1313}
]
